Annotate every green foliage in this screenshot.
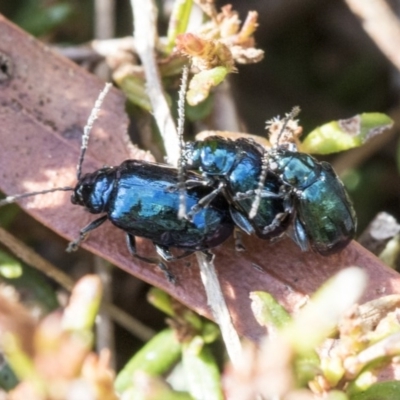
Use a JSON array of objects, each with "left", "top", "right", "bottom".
[
  {"left": 248, "top": 270, "right": 400, "bottom": 398},
  {"left": 187, "top": 67, "right": 228, "bottom": 106},
  {"left": 350, "top": 381, "right": 400, "bottom": 400},
  {"left": 182, "top": 337, "right": 223, "bottom": 400},
  {"left": 115, "top": 328, "right": 183, "bottom": 394},
  {"left": 13, "top": 0, "right": 72, "bottom": 37},
  {"left": 0, "top": 251, "right": 59, "bottom": 313},
  {"left": 300, "top": 113, "right": 393, "bottom": 154},
  {"left": 166, "top": 0, "right": 194, "bottom": 53},
  {"left": 116, "top": 288, "right": 221, "bottom": 398}
]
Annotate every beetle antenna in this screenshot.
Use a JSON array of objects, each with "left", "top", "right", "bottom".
[
  {"left": 249, "top": 106, "right": 301, "bottom": 219},
  {"left": 0, "top": 186, "right": 74, "bottom": 207},
  {"left": 76, "top": 82, "right": 113, "bottom": 181},
  {"left": 0, "top": 86, "right": 111, "bottom": 208},
  {"left": 249, "top": 150, "right": 268, "bottom": 219},
  {"left": 177, "top": 65, "right": 189, "bottom": 219}
]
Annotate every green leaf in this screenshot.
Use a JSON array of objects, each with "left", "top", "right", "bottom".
[
  {"left": 350, "top": 381, "right": 400, "bottom": 400},
  {"left": 187, "top": 67, "right": 228, "bottom": 106},
  {"left": 250, "top": 291, "right": 292, "bottom": 330},
  {"left": 185, "top": 94, "right": 214, "bottom": 122},
  {"left": 147, "top": 287, "right": 175, "bottom": 316},
  {"left": 0, "top": 250, "right": 22, "bottom": 279},
  {"left": 115, "top": 328, "right": 182, "bottom": 393},
  {"left": 0, "top": 356, "right": 18, "bottom": 391},
  {"left": 166, "top": 0, "right": 194, "bottom": 53},
  {"left": 115, "top": 74, "right": 152, "bottom": 111},
  {"left": 300, "top": 113, "right": 393, "bottom": 154},
  {"left": 182, "top": 337, "right": 223, "bottom": 400},
  {"left": 0, "top": 262, "right": 59, "bottom": 313},
  {"left": 15, "top": 2, "right": 73, "bottom": 37}
]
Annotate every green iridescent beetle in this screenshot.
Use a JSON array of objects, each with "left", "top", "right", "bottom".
[{"left": 266, "top": 147, "right": 357, "bottom": 255}]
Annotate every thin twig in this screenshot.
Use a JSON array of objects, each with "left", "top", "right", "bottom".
[
  {"left": 344, "top": 0, "right": 400, "bottom": 72},
  {"left": 94, "top": 0, "right": 116, "bottom": 369},
  {"left": 94, "top": 0, "right": 115, "bottom": 41},
  {"left": 196, "top": 252, "right": 242, "bottom": 367},
  {"left": 0, "top": 227, "right": 155, "bottom": 341},
  {"left": 130, "top": 0, "right": 180, "bottom": 166}
]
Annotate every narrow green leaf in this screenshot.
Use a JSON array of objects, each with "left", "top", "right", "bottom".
[
  {"left": 0, "top": 250, "right": 22, "bottom": 279},
  {"left": 250, "top": 291, "right": 292, "bottom": 330},
  {"left": 0, "top": 262, "right": 59, "bottom": 313},
  {"left": 0, "top": 355, "right": 18, "bottom": 391},
  {"left": 182, "top": 337, "right": 223, "bottom": 400},
  {"left": 166, "top": 0, "right": 194, "bottom": 53},
  {"left": 301, "top": 113, "right": 393, "bottom": 154},
  {"left": 122, "top": 375, "right": 194, "bottom": 400},
  {"left": 3, "top": 334, "right": 42, "bottom": 387},
  {"left": 114, "top": 74, "right": 152, "bottom": 111},
  {"left": 350, "top": 381, "right": 400, "bottom": 399},
  {"left": 187, "top": 67, "right": 228, "bottom": 106},
  {"left": 147, "top": 288, "right": 174, "bottom": 317},
  {"left": 115, "top": 328, "right": 182, "bottom": 393}
]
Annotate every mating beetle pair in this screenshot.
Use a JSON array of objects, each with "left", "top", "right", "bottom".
[
  {"left": 0, "top": 82, "right": 356, "bottom": 280},
  {"left": 181, "top": 131, "right": 357, "bottom": 255},
  {"left": 68, "top": 132, "right": 356, "bottom": 280},
  {"left": 67, "top": 126, "right": 356, "bottom": 274}
]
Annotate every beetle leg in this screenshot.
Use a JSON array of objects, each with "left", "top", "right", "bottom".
[
  {"left": 187, "top": 181, "right": 225, "bottom": 220},
  {"left": 155, "top": 244, "right": 194, "bottom": 261},
  {"left": 125, "top": 234, "right": 176, "bottom": 283},
  {"left": 262, "top": 191, "right": 293, "bottom": 235},
  {"left": 233, "top": 189, "right": 282, "bottom": 201},
  {"left": 202, "top": 250, "right": 215, "bottom": 263},
  {"left": 67, "top": 215, "right": 108, "bottom": 252},
  {"left": 233, "top": 227, "right": 246, "bottom": 251},
  {"left": 287, "top": 217, "right": 309, "bottom": 252},
  {"left": 185, "top": 178, "right": 214, "bottom": 189},
  {"left": 230, "top": 207, "right": 255, "bottom": 236},
  {"left": 262, "top": 212, "right": 289, "bottom": 235},
  {"left": 165, "top": 178, "right": 214, "bottom": 192}
]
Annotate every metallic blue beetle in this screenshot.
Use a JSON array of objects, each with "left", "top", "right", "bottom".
[
  {"left": 183, "top": 136, "right": 289, "bottom": 240},
  {"left": 66, "top": 159, "right": 234, "bottom": 281}
]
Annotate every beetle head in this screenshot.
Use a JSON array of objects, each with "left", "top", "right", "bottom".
[{"left": 71, "top": 167, "right": 116, "bottom": 214}]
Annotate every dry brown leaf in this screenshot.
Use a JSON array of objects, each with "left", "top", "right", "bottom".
[{"left": 0, "top": 16, "right": 399, "bottom": 342}]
